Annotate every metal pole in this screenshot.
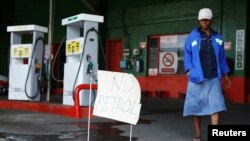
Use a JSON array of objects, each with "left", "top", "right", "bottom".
[
  {"left": 87, "top": 74, "right": 93, "bottom": 141},
  {"left": 130, "top": 124, "right": 133, "bottom": 141},
  {"left": 47, "top": 0, "right": 54, "bottom": 102}
]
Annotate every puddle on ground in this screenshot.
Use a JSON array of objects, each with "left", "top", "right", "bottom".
[
  {"left": 0, "top": 134, "right": 58, "bottom": 141},
  {"left": 0, "top": 119, "right": 152, "bottom": 141}
]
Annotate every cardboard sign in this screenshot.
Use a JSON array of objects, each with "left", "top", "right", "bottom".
[{"left": 93, "top": 71, "right": 142, "bottom": 125}]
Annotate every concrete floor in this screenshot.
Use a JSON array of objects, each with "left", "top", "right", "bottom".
[{"left": 0, "top": 97, "right": 250, "bottom": 141}]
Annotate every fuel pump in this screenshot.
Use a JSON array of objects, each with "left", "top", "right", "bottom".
[
  {"left": 7, "top": 25, "right": 48, "bottom": 101},
  {"left": 61, "top": 13, "right": 103, "bottom": 106}
]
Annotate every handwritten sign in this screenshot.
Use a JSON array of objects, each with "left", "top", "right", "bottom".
[{"left": 93, "top": 70, "right": 142, "bottom": 125}]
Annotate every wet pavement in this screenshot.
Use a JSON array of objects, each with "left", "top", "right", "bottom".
[
  {"left": 0, "top": 109, "right": 150, "bottom": 141},
  {"left": 0, "top": 97, "right": 250, "bottom": 141}
]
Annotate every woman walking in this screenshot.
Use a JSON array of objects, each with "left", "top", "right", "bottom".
[{"left": 183, "top": 8, "right": 231, "bottom": 141}]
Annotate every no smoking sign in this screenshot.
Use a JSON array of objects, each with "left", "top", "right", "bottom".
[
  {"left": 159, "top": 52, "right": 178, "bottom": 74},
  {"left": 162, "top": 53, "right": 174, "bottom": 67}
]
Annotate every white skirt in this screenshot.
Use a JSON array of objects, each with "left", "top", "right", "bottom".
[{"left": 183, "top": 78, "right": 226, "bottom": 116}]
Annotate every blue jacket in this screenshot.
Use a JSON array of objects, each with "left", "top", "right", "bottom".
[{"left": 184, "top": 28, "right": 230, "bottom": 83}]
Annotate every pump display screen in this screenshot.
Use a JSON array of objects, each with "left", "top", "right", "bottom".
[
  {"left": 11, "top": 44, "right": 32, "bottom": 58},
  {"left": 66, "top": 38, "right": 83, "bottom": 55}
]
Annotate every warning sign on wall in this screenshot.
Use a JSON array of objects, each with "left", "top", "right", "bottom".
[{"left": 159, "top": 52, "right": 178, "bottom": 74}]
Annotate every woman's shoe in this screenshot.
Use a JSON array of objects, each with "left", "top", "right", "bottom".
[{"left": 192, "top": 137, "right": 201, "bottom": 141}]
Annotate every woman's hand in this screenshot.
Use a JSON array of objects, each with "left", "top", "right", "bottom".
[{"left": 225, "top": 74, "right": 231, "bottom": 88}]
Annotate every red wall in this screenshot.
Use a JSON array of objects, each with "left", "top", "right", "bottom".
[{"left": 137, "top": 76, "right": 249, "bottom": 103}]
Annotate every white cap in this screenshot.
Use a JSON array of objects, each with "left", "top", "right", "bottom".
[{"left": 198, "top": 8, "right": 213, "bottom": 20}]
